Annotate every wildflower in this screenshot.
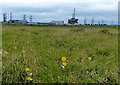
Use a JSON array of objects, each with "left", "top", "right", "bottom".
[
  {"left": 5, "top": 51, "right": 8, "bottom": 55},
  {"left": 0, "top": 51, "right": 2, "bottom": 54},
  {"left": 62, "top": 62, "right": 67, "bottom": 67},
  {"left": 25, "top": 68, "right": 30, "bottom": 72},
  {"left": 88, "top": 57, "right": 92, "bottom": 61},
  {"left": 26, "top": 77, "right": 32, "bottom": 81},
  {"left": 61, "top": 57, "right": 66, "bottom": 61},
  {"left": 28, "top": 73, "right": 33, "bottom": 76},
  {"left": 13, "top": 46, "right": 17, "bottom": 49},
  {"left": 22, "top": 50, "right": 26, "bottom": 54},
  {"left": 61, "top": 65, "right": 65, "bottom": 69}
]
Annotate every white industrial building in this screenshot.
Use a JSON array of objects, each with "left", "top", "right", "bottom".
[
  {"left": 51, "top": 21, "right": 64, "bottom": 25},
  {"left": 8, "top": 20, "right": 28, "bottom": 24}
]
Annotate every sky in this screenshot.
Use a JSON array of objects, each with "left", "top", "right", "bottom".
[{"left": 0, "top": 0, "right": 119, "bottom": 25}]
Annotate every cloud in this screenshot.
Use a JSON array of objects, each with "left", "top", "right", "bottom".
[{"left": 0, "top": 0, "right": 118, "bottom": 24}]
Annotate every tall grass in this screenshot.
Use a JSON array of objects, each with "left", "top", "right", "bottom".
[{"left": 2, "top": 25, "right": 118, "bottom": 83}]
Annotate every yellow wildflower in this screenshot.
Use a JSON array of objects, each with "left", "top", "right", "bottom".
[
  {"left": 25, "top": 68, "right": 30, "bottom": 72},
  {"left": 62, "top": 62, "right": 68, "bottom": 66},
  {"left": 22, "top": 50, "right": 26, "bottom": 53},
  {"left": 5, "top": 51, "right": 8, "bottom": 55},
  {"left": 88, "top": 57, "right": 92, "bottom": 61},
  {"left": 13, "top": 46, "right": 17, "bottom": 49},
  {"left": 26, "top": 77, "right": 32, "bottom": 80},
  {"left": 0, "top": 51, "right": 2, "bottom": 54},
  {"left": 61, "top": 57, "right": 66, "bottom": 61}
]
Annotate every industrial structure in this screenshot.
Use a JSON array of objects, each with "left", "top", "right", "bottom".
[
  {"left": 2, "top": 10, "right": 109, "bottom": 25},
  {"left": 29, "top": 15, "right": 32, "bottom": 22},
  {"left": 2, "top": 13, "right": 28, "bottom": 24},
  {"left": 68, "top": 8, "right": 78, "bottom": 25},
  {"left": 23, "top": 15, "right": 26, "bottom": 21},
  {"left": 51, "top": 21, "right": 64, "bottom": 25},
  {"left": 3, "top": 13, "right": 7, "bottom": 22},
  {"left": 84, "top": 17, "right": 87, "bottom": 25},
  {"left": 8, "top": 20, "right": 27, "bottom": 24},
  {"left": 91, "top": 17, "right": 94, "bottom": 25},
  {"left": 10, "top": 13, "right": 12, "bottom": 20},
  {"left": 8, "top": 14, "right": 27, "bottom": 24}
]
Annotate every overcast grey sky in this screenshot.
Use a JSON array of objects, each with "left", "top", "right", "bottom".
[{"left": 0, "top": 0, "right": 119, "bottom": 24}]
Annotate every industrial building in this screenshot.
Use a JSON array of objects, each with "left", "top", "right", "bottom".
[
  {"left": 68, "top": 8, "right": 78, "bottom": 25},
  {"left": 51, "top": 21, "right": 64, "bottom": 25},
  {"left": 8, "top": 20, "right": 27, "bottom": 24},
  {"left": 2, "top": 11, "right": 108, "bottom": 25},
  {"left": 2, "top": 13, "right": 28, "bottom": 24}
]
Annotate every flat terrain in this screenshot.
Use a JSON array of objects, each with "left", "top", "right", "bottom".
[
  {"left": 0, "top": 24, "right": 2, "bottom": 84},
  {"left": 2, "top": 25, "right": 118, "bottom": 83}
]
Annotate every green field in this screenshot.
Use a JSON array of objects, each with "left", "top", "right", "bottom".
[{"left": 2, "top": 25, "right": 118, "bottom": 83}]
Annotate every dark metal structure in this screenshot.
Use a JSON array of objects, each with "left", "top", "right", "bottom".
[
  {"left": 23, "top": 14, "right": 26, "bottom": 20},
  {"left": 68, "top": 8, "right": 78, "bottom": 25},
  {"left": 3, "top": 13, "right": 7, "bottom": 22}
]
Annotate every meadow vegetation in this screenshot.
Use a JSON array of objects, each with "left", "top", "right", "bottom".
[{"left": 2, "top": 24, "right": 118, "bottom": 83}]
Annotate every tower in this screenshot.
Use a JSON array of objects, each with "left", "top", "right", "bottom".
[
  {"left": 102, "top": 20, "right": 104, "bottom": 25},
  {"left": 3, "top": 13, "right": 7, "bottom": 22},
  {"left": 30, "top": 15, "right": 32, "bottom": 22},
  {"left": 72, "top": 8, "right": 75, "bottom": 18},
  {"left": 10, "top": 13, "right": 12, "bottom": 20},
  {"left": 91, "top": 17, "right": 94, "bottom": 25},
  {"left": 23, "top": 14, "right": 26, "bottom": 20},
  {"left": 68, "top": 8, "right": 78, "bottom": 25},
  {"left": 98, "top": 20, "right": 100, "bottom": 25},
  {"left": 111, "top": 19, "right": 113, "bottom": 25},
  {"left": 84, "top": 17, "right": 87, "bottom": 25}
]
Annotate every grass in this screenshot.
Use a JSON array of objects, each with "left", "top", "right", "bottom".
[
  {"left": 2, "top": 24, "right": 118, "bottom": 83},
  {"left": 0, "top": 24, "right": 2, "bottom": 84}
]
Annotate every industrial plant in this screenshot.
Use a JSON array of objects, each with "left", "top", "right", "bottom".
[
  {"left": 2, "top": 8, "right": 108, "bottom": 26},
  {"left": 68, "top": 8, "right": 78, "bottom": 25}
]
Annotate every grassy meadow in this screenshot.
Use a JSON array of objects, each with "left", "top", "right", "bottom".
[
  {"left": 0, "top": 24, "right": 2, "bottom": 84},
  {"left": 2, "top": 24, "right": 118, "bottom": 83}
]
